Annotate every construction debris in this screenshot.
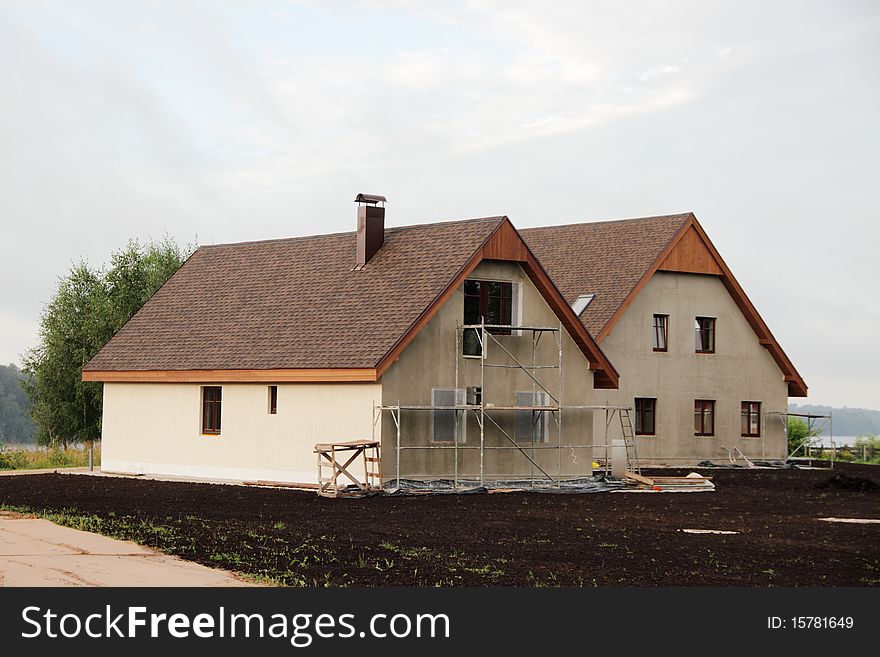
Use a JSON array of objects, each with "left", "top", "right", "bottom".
[
  {"left": 625, "top": 471, "right": 715, "bottom": 492},
  {"left": 817, "top": 517, "right": 880, "bottom": 524}
]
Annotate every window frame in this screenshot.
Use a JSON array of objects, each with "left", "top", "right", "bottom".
[
  {"left": 634, "top": 397, "right": 657, "bottom": 436},
  {"left": 268, "top": 385, "right": 278, "bottom": 415},
  {"left": 741, "top": 401, "right": 761, "bottom": 437},
  {"left": 431, "top": 388, "right": 465, "bottom": 443},
  {"left": 695, "top": 316, "right": 716, "bottom": 354},
  {"left": 694, "top": 399, "right": 715, "bottom": 436},
  {"left": 515, "top": 391, "right": 550, "bottom": 443},
  {"left": 463, "top": 279, "right": 515, "bottom": 357},
  {"left": 201, "top": 386, "right": 222, "bottom": 435},
  {"left": 652, "top": 314, "right": 668, "bottom": 352}
]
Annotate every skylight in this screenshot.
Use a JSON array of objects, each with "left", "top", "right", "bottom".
[{"left": 571, "top": 294, "right": 595, "bottom": 316}]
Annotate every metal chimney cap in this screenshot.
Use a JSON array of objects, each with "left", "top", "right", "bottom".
[{"left": 354, "top": 193, "right": 387, "bottom": 205}]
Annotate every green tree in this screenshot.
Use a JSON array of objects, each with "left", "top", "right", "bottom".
[
  {"left": 22, "top": 238, "right": 194, "bottom": 446},
  {"left": 786, "top": 417, "right": 821, "bottom": 456},
  {"left": 0, "top": 364, "right": 36, "bottom": 443}
]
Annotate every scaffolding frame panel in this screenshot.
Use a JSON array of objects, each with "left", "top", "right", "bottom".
[{"left": 375, "top": 320, "right": 636, "bottom": 489}]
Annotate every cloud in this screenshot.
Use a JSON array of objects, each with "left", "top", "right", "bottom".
[{"left": 0, "top": 0, "right": 878, "bottom": 407}]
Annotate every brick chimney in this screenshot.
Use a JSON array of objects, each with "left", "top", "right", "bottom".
[{"left": 354, "top": 193, "right": 386, "bottom": 269}]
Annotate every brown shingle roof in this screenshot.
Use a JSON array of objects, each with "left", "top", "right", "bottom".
[
  {"left": 521, "top": 214, "right": 692, "bottom": 336},
  {"left": 84, "top": 217, "right": 506, "bottom": 372}
]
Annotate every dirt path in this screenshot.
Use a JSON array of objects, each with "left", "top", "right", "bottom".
[{"left": 0, "top": 512, "right": 253, "bottom": 587}]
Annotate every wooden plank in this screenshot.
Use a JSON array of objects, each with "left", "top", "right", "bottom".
[
  {"left": 625, "top": 471, "right": 655, "bottom": 486},
  {"left": 243, "top": 480, "right": 319, "bottom": 489}
]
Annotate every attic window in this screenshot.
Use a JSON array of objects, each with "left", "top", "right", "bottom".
[
  {"left": 463, "top": 279, "right": 513, "bottom": 356},
  {"left": 571, "top": 294, "right": 595, "bottom": 316}
]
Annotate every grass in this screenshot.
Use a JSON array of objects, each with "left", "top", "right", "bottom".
[{"left": 0, "top": 443, "right": 100, "bottom": 470}]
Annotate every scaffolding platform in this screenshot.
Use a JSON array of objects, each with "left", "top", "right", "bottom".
[{"left": 315, "top": 440, "right": 381, "bottom": 498}]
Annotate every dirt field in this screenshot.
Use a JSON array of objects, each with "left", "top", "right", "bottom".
[
  {"left": 0, "top": 463, "right": 878, "bottom": 586},
  {"left": 0, "top": 511, "right": 251, "bottom": 587}
]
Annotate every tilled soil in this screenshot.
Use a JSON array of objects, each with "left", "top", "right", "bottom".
[{"left": 0, "top": 463, "right": 877, "bottom": 586}]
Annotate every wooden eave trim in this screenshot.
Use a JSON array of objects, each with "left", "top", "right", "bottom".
[
  {"left": 374, "top": 217, "right": 619, "bottom": 389},
  {"left": 594, "top": 214, "right": 807, "bottom": 397},
  {"left": 81, "top": 368, "right": 378, "bottom": 383}
]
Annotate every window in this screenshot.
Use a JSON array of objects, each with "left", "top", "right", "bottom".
[
  {"left": 652, "top": 314, "right": 668, "bottom": 352},
  {"left": 695, "top": 317, "right": 716, "bottom": 353},
  {"left": 466, "top": 386, "right": 482, "bottom": 406},
  {"left": 515, "top": 391, "right": 549, "bottom": 443},
  {"left": 463, "top": 279, "right": 513, "bottom": 356},
  {"left": 432, "top": 388, "right": 465, "bottom": 442},
  {"left": 571, "top": 294, "right": 595, "bottom": 316},
  {"left": 202, "top": 386, "right": 222, "bottom": 435},
  {"left": 634, "top": 398, "right": 656, "bottom": 435},
  {"left": 741, "top": 401, "right": 761, "bottom": 437},
  {"left": 268, "top": 385, "right": 278, "bottom": 414},
  {"left": 694, "top": 400, "right": 715, "bottom": 436}
]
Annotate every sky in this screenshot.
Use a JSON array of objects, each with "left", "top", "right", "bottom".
[{"left": 1, "top": 0, "right": 878, "bottom": 408}]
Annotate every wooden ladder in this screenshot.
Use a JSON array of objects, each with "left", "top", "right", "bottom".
[{"left": 619, "top": 409, "right": 640, "bottom": 474}]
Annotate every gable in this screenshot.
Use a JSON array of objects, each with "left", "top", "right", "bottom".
[
  {"left": 376, "top": 219, "right": 619, "bottom": 389},
  {"left": 523, "top": 214, "right": 807, "bottom": 397},
  {"left": 658, "top": 225, "right": 723, "bottom": 276}
]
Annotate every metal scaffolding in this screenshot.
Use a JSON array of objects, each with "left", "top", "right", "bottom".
[
  {"left": 767, "top": 410, "right": 834, "bottom": 468},
  {"left": 372, "top": 320, "right": 636, "bottom": 489}
]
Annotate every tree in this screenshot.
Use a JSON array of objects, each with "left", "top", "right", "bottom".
[
  {"left": 22, "top": 238, "right": 194, "bottom": 446},
  {"left": 0, "top": 364, "right": 35, "bottom": 443},
  {"left": 786, "top": 417, "right": 821, "bottom": 456}
]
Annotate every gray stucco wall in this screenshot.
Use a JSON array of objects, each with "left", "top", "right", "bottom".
[
  {"left": 593, "top": 271, "right": 789, "bottom": 465},
  {"left": 380, "top": 260, "right": 597, "bottom": 482}
]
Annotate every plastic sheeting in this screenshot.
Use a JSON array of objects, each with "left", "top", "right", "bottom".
[
  {"left": 381, "top": 475, "right": 626, "bottom": 496},
  {"left": 695, "top": 459, "right": 799, "bottom": 469}
]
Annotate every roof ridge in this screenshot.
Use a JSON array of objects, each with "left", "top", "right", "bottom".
[
  {"left": 521, "top": 213, "right": 693, "bottom": 232},
  {"left": 201, "top": 215, "right": 507, "bottom": 251}
]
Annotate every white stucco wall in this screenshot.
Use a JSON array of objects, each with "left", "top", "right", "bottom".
[
  {"left": 593, "top": 271, "right": 789, "bottom": 464},
  {"left": 101, "top": 382, "right": 382, "bottom": 483}
]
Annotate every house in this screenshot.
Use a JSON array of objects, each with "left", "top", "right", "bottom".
[
  {"left": 82, "top": 197, "right": 619, "bottom": 485},
  {"left": 522, "top": 213, "right": 807, "bottom": 465},
  {"left": 82, "top": 200, "right": 807, "bottom": 485}
]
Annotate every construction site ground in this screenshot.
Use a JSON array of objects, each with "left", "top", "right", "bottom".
[{"left": 0, "top": 462, "right": 877, "bottom": 586}]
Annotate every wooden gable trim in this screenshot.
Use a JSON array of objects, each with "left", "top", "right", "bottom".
[
  {"left": 658, "top": 224, "right": 723, "bottom": 275},
  {"left": 595, "top": 214, "right": 807, "bottom": 397},
  {"left": 374, "top": 218, "right": 619, "bottom": 389},
  {"left": 82, "top": 368, "right": 378, "bottom": 383}
]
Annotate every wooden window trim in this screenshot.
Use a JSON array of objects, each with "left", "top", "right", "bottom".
[
  {"left": 741, "top": 401, "right": 761, "bottom": 437},
  {"left": 695, "top": 316, "right": 716, "bottom": 354},
  {"left": 201, "top": 386, "right": 222, "bottom": 435},
  {"left": 268, "top": 385, "right": 278, "bottom": 415},
  {"left": 652, "top": 314, "right": 668, "bottom": 352},
  {"left": 694, "top": 399, "right": 715, "bottom": 436},
  {"left": 634, "top": 397, "right": 657, "bottom": 436}
]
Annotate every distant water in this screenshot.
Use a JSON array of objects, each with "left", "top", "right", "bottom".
[{"left": 816, "top": 436, "right": 861, "bottom": 447}]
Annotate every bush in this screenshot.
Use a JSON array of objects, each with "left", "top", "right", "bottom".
[{"left": 0, "top": 443, "right": 100, "bottom": 470}]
